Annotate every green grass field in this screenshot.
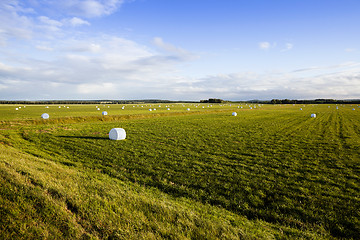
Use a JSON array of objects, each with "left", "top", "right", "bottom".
[{"left": 0, "top": 103, "right": 359, "bottom": 239}]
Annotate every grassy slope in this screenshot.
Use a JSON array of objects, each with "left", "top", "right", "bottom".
[
  {"left": 0, "top": 144, "right": 322, "bottom": 239},
  {"left": 1, "top": 104, "right": 359, "bottom": 239}
]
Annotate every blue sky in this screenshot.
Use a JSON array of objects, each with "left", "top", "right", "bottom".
[{"left": 0, "top": 0, "right": 359, "bottom": 100}]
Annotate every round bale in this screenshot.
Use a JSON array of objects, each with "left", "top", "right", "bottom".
[
  {"left": 102, "top": 111, "right": 108, "bottom": 116},
  {"left": 41, "top": 113, "right": 49, "bottom": 119},
  {"left": 311, "top": 113, "right": 316, "bottom": 118},
  {"left": 109, "top": 128, "right": 126, "bottom": 140},
  {"left": 232, "top": 112, "right": 237, "bottom": 116}
]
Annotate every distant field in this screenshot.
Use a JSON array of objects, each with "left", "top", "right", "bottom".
[{"left": 1, "top": 103, "right": 359, "bottom": 239}]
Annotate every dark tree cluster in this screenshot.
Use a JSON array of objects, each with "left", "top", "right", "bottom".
[
  {"left": 200, "top": 98, "right": 224, "bottom": 103},
  {"left": 269, "top": 99, "right": 360, "bottom": 104}
]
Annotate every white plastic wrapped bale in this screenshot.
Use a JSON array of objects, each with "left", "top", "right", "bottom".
[
  {"left": 41, "top": 113, "right": 49, "bottom": 119},
  {"left": 232, "top": 112, "right": 237, "bottom": 116},
  {"left": 102, "top": 111, "right": 108, "bottom": 116},
  {"left": 109, "top": 128, "right": 126, "bottom": 140},
  {"left": 300, "top": 108, "right": 302, "bottom": 110},
  {"left": 311, "top": 113, "right": 316, "bottom": 118},
  {"left": 187, "top": 108, "right": 190, "bottom": 111}
]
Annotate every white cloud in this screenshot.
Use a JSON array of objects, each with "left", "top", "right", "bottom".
[
  {"left": 153, "top": 37, "right": 196, "bottom": 61},
  {"left": 168, "top": 63, "right": 360, "bottom": 100},
  {"left": 66, "top": 17, "right": 90, "bottom": 27},
  {"left": 0, "top": 1, "right": 33, "bottom": 45},
  {"left": 281, "top": 43, "right": 293, "bottom": 52},
  {"left": 77, "top": 82, "right": 115, "bottom": 94},
  {"left": 40, "top": 0, "right": 124, "bottom": 18},
  {"left": 36, "top": 45, "right": 53, "bottom": 51},
  {"left": 38, "top": 16, "right": 63, "bottom": 27},
  {"left": 0, "top": 32, "right": 199, "bottom": 99},
  {"left": 259, "top": 41, "right": 271, "bottom": 50}
]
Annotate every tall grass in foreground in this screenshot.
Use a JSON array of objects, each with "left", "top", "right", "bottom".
[{"left": 0, "top": 104, "right": 359, "bottom": 239}]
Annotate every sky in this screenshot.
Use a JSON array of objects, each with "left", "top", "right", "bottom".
[{"left": 0, "top": 0, "right": 360, "bottom": 101}]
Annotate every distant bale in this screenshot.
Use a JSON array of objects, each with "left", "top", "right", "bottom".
[
  {"left": 353, "top": 108, "right": 355, "bottom": 111},
  {"left": 311, "top": 113, "right": 316, "bottom": 118},
  {"left": 187, "top": 108, "right": 190, "bottom": 111},
  {"left": 41, "top": 113, "right": 49, "bottom": 119},
  {"left": 149, "top": 109, "right": 152, "bottom": 111},
  {"left": 97, "top": 108, "right": 100, "bottom": 110},
  {"left": 109, "top": 128, "right": 126, "bottom": 140},
  {"left": 300, "top": 108, "right": 302, "bottom": 110},
  {"left": 167, "top": 108, "right": 170, "bottom": 110},
  {"left": 232, "top": 112, "right": 237, "bottom": 116},
  {"left": 102, "top": 111, "right": 108, "bottom": 116}
]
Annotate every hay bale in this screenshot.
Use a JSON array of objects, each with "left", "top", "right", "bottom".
[
  {"left": 109, "top": 128, "right": 126, "bottom": 140},
  {"left": 187, "top": 108, "right": 190, "bottom": 111},
  {"left": 102, "top": 111, "right": 108, "bottom": 116},
  {"left": 311, "top": 113, "right": 316, "bottom": 118},
  {"left": 41, "top": 113, "right": 49, "bottom": 119},
  {"left": 15, "top": 108, "right": 18, "bottom": 110},
  {"left": 232, "top": 112, "right": 237, "bottom": 116}
]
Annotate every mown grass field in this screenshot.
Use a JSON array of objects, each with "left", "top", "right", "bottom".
[{"left": 0, "top": 103, "right": 359, "bottom": 239}]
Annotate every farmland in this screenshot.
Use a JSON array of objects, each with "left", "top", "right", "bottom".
[{"left": 0, "top": 103, "right": 359, "bottom": 239}]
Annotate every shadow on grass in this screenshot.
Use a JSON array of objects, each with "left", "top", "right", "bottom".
[{"left": 58, "top": 135, "right": 108, "bottom": 140}]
